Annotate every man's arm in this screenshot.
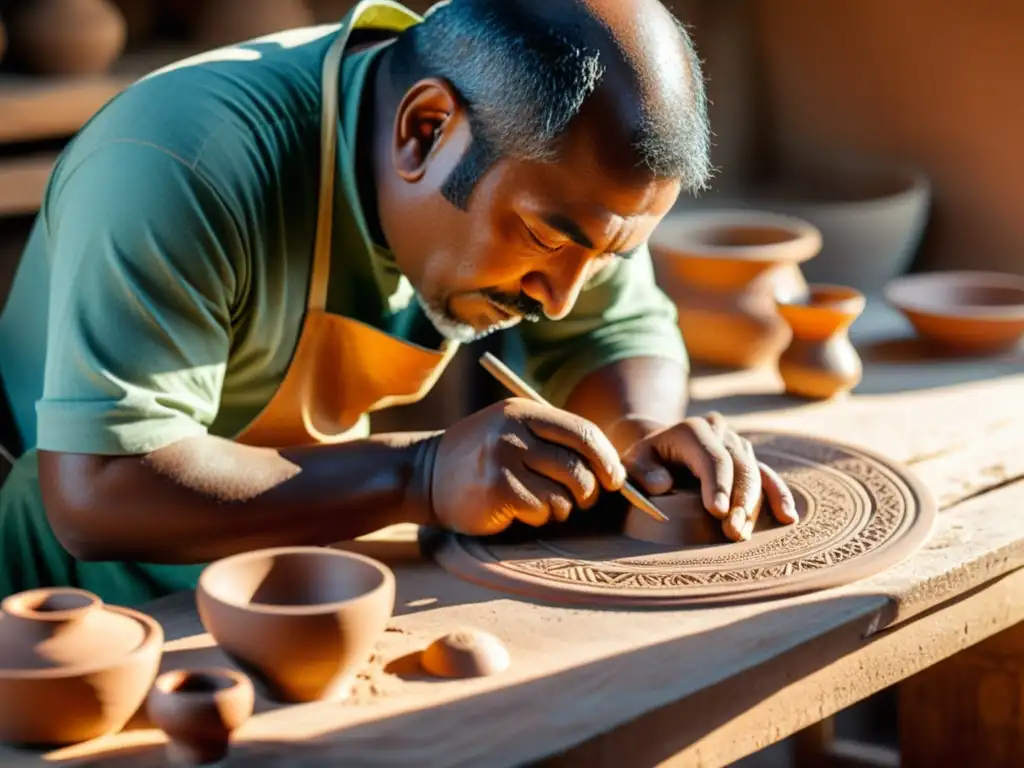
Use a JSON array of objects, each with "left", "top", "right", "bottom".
[
  {"left": 562, "top": 356, "right": 687, "bottom": 453},
  {"left": 40, "top": 433, "right": 437, "bottom": 563},
  {"left": 518, "top": 244, "right": 689, "bottom": 452},
  {"left": 36, "top": 141, "right": 436, "bottom": 564}
]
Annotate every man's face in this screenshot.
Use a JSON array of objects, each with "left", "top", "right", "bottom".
[{"left": 377, "top": 84, "right": 682, "bottom": 343}]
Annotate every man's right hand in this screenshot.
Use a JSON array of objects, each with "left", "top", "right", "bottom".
[{"left": 428, "top": 398, "right": 628, "bottom": 536}]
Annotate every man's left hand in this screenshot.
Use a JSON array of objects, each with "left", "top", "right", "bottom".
[{"left": 618, "top": 412, "right": 798, "bottom": 541}]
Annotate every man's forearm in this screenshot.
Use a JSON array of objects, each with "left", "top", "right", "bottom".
[
  {"left": 38, "top": 431, "right": 440, "bottom": 565},
  {"left": 562, "top": 356, "right": 689, "bottom": 452}
]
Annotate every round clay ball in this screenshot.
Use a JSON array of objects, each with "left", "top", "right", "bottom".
[{"left": 420, "top": 628, "right": 511, "bottom": 679}]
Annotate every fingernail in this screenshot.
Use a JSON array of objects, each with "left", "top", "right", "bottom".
[
  {"left": 614, "top": 463, "right": 627, "bottom": 485},
  {"left": 645, "top": 467, "right": 672, "bottom": 488},
  {"left": 728, "top": 507, "right": 746, "bottom": 534},
  {"left": 742, "top": 520, "right": 755, "bottom": 539},
  {"left": 713, "top": 493, "right": 730, "bottom": 515}
]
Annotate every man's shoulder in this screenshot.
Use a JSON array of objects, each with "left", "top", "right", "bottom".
[{"left": 58, "top": 27, "right": 336, "bottom": 183}]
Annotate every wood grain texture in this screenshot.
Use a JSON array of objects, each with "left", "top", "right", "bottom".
[
  {"left": 5, "top": 301, "right": 1024, "bottom": 767},
  {"left": 899, "top": 613, "right": 1024, "bottom": 767},
  {"left": 0, "top": 47, "right": 195, "bottom": 145}
]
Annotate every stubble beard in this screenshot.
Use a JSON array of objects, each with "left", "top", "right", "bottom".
[{"left": 415, "top": 293, "right": 523, "bottom": 344}]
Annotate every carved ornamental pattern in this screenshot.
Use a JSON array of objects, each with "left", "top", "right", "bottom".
[{"left": 431, "top": 432, "right": 936, "bottom": 606}]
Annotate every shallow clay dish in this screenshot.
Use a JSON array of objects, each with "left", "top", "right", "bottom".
[
  {"left": 429, "top": 431, "right": 936, "bottom": 607},
  {"left": 0, "top": 588, "right": 163, "bottom": 746},
  {"left": 885, "top": 271, "right": 1024, "bottom": 354},
  {"left": 148, "top": 667, "right": 254, "bottom": 765},
  {"left": 196, "top": 547, "right": 395, "bottom": 703}
]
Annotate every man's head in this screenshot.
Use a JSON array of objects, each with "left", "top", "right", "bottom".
[{"left": 372, "top": 0, "right": 712, "bottom": 342}]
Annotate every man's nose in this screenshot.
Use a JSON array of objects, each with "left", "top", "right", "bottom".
[{"left": 521, "top": 254, "right": 594, "bottom": 321}]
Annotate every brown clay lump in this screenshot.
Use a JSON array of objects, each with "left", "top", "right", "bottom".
[{"left": 420, "top": 628, "right": 511, "bottom": 679}]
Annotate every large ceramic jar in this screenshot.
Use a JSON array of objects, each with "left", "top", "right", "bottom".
[
  {"left": 5, "top": 0, "right": 126, "bottom": 76},
  {"left": 650, "top": 209, "right": 822, "bottom": 369},
  {"left": 745, "top": 155, "right": 931, "bottom": 296}
]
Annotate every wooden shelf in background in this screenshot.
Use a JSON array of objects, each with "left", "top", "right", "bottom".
[
  {"left": 0, "top": 46, "right": 199, "bottom": 145},
  {"left": 0, "top": 153, "right": 57, "bottom": 216}
]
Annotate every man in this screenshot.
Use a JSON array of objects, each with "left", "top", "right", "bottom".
[{"left": 0, "top": 0, "right": 796, "bottom": 606}]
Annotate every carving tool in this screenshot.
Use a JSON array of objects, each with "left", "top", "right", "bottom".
[{"left": 479, "top": 352, "right": 669, "bottom": 523}]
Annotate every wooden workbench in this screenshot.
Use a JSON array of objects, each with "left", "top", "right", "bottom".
[{"left": 4, "top": 299, "right": 1024, "bottom": 767}]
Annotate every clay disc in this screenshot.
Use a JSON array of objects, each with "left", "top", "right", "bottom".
[{"left": 429, "top": 432, "right": 936, "bottom": 607}]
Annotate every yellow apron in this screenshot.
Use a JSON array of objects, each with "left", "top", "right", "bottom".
[{"left": 237, "top": 5, "right": 459, "bottom": 449}]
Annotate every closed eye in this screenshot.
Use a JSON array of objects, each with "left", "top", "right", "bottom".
[{"left": 523, "top": 224, "right": 562, "bottom": 253}]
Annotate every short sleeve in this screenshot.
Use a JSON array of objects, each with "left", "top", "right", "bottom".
[
  {"left": 518, "top": 244, "right": 688, "bottom": 408},
  {"left": 36, "top": 140, "right": 243, "bottom": 455}
]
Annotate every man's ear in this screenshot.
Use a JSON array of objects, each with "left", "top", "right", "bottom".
[{"left": 392, "top": 77, "right": 462, "bottom": 182}]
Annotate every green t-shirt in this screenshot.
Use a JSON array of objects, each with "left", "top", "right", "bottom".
[{"left": 0, "top": 7, "right": 686, "bottom": 606}]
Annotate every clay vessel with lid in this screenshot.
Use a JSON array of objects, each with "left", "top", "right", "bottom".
[
  {"left": 885, "top": 270, "right": 1024, "bottom": 355},
  {"left": 650, "top": 210, "right": 822, "bottom": 369},
  {"left": 147, "top": 668, "right": 254, "bottom": 765},
  {"left": 192, "top": 0, "right": 314, "bottom": 48},
  {"left": 0, "top": 587, "right": 163, "bottom": 746},
  {"left": 5, "top": 0, "right": 126, "bottom": 76},
  {"left": 196, "top": 546, "right": 395, "bottom": 703},
  {"left": 775, "top": 284, "right": 866, "bottom": 400}
]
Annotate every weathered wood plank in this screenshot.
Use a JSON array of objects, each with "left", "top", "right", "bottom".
[
  {"left": 36, "top": 474, "right": 1024, "bottom": 768},
  {"left": 0, "top": 154, "right": 55, "bottom": 216},
  {"left": 555, "top": 541, "right": 1024, "bottom": 768},
  {"left": 0, "top": 48, "right": 195, "bottom": 145},
  {"left": 899, "top": 618, "right": 1024, "bottom": 767}
]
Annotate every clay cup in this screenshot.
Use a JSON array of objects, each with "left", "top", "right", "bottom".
[
  {"left": 196, "top": 547, "right": 395, "bottom": 703},
  {"left": 776, "top": 284, "right": 866, "bottom": 399},
  {"left": 147, "top": 668, "right": 255, "bottom": 765}
]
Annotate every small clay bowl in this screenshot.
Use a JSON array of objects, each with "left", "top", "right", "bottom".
[
  {"left": 196, "top": 547, "right": 395, "bottom": 703},
  {"left": 148, "top": 668, "right": 254, "bottom": 765},
  {"left": 885, "top": 271, "right": 1024, "bottom": 355}
]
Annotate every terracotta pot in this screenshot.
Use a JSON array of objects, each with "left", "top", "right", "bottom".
[
  {"left": 192, "top": 0, "right": 315, "bottom": 48},
  {"left": 196, "top": 546, "right": 395, "bottom": 703},
  {"left": 650, "top": 210, "right": 821, "bottom": 369},
  {"left": 0, "top": 588, "right": 163, "bottom": 746},
  {"left": 885, "top": 271, "right": 1024, "bottom": 356},
  {"left": 5, "top": 0, "right": 126, "bottom": 76},
  {"left": 147, "top": 668, "right": 254, "bottom": 765},
  {"left": 776, "top": 284, "right": 865, "bottom": 400}
]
